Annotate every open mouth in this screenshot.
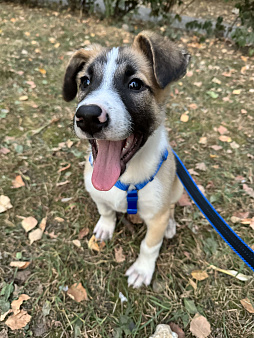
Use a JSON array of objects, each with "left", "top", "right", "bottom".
[{"left": 89, "top": 133, "right": 143, "bottom": 191}]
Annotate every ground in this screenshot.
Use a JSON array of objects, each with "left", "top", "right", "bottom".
[{"left": 0, "top": 2, "right": 254, "bottom": 337}]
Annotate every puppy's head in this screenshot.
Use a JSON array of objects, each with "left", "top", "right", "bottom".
[{"left": 63, "top": 31, "right": 190, "bottom": 191}]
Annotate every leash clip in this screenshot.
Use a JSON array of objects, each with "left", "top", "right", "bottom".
[{"left": 127, "top": 190, "right": 138, "bottom": 214}]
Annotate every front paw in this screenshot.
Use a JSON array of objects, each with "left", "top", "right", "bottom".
[
  {"left": 93, "top": 216, "right": 115, "bottom": 241},
  {"left": 125, "top": 257, "right": 155, "bottom": 288}
]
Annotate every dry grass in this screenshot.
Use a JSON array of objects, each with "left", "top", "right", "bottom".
[{"left": 0, "top": 2, "right": 253, "bottom": 337}]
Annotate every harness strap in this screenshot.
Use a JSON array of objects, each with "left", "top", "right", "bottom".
[{"left": 173, "top": 150, "right": 254, "bottom": 272}]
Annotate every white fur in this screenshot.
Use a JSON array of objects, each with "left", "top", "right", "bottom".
[{"left": 74, "top": 47, "right": 132, "bottom": 140}]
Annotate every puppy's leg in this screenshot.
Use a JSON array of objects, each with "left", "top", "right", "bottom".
[
  {"left": 126, "top": 207, "right": 170, "bottom": 288},
  {"left": 93, "top": 202, "right": 116, "bottom": 241},
  {"left": 164, "top": 204, "right": 176, "bottom": 239}
]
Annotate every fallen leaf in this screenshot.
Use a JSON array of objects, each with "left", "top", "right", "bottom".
[
  {"left": 241, "top": 109, "right": 247, "bottom": 114},
  {"left": 218, "top": 135, "right": 232, "bottom": 142},
  {"left": 195, "top": 162, "right": 207, "bottom": 171},
  {"left": 241, "top": 56, "right": 248, "bottom": 62},
  {"left": 212, "top": 77, "right": 221, "bottom": 85},
  {"left": 19, "top": 95, "right": 28, "bottom": 101},
  {"left": 186, "top": 71, "right": 193, "bottom": 77},
  {"left": 189, "top": 103, "right": 198, "bottom": 110},
  {"left": 231, "top": 216, "right": 241, "bottom": 223},
  {"left": 233, "top": 89, "right": 241, "bottom": 95},
  {"left": 191, "top": 270, "right": 209, "bottom": 281},
  {"left": 194, "top": 82, "right": 202, "bottom": 87},
  {"left": 209, "top": 265, "right": 252, "bottom": 281},
  {"left": 21, "top": 216, "right": 38, "bottom": 232},
  {"left": 206, "top": 91, "right": 218, "bottom": 99},
  {"left": 11, "top": 294, "right": 30, "bottom": 315},
  {"left": 240, "top": 298, "right": 254, "bottom": 314},
  {"left": 29, "top": 228, "right": 43, "bottom": 244},
  {"left": 188, "top": 168, "right": 199, "bottom": 176},
  {"left": 0, "top": 310, "right": 12, "bottom": 322},
  {"left": 222, "top": 71, "right": 232, "bottom": 77},
  {"left": 10, "top": 261, "right": 30, "bottom": 270},
  {"left": 56, "top": 180, "right": 69, "bottom": 186},
  {"left": 26, "top": 81, "right": 36, "bottom": 89},
  {"left": 169, "top": 322, "right": 185, "bottom": 338},
  {"left": 55, "top": 217, "right": 64, "bottom": 222},
  {"left": 178, "top": 191, "right": 192, "bottom": 206},
  {"left": 217, "top": 125, "right": 228, "bottom": 135},
  {"left": 199, "top": 137, "right": 207, "bottom": 145},
  {"left": 58, "top": 163, "right": 71, "bottom": 173},
  {"left": 0, "top": 195, "right": 13, "bottom": 213},
  {"left": 78, "top": 227, "right": 89, "bottom": 239},
  {"left": 5, "top": 309, "right": 31, "bottom": 330},
  {"left": 67, "top": 282, "right": 88, "bottom": 302},
  {"left": 0, "top": 147, "right": 10, "bottom": 155},
  {"left": 66, "top": 139, "right": 73, "bottom": 148},
  {"left": 88, "top": 235, "right": 105, "bottom": 252},
  {"left": 12, "top": 175, "right": 25, "bottom": 188},
  {"left": 190, "top": 313, "right": 211, "bottom": 338},
  {"left": 49, "top": 37, "right": 56, "bottom": 43},
  {"left": 180, "top": 113, "right": 189, "bottom": 122},
  {"left": 241, "top": 66, "right": 246, "bottom": 75},
  {"left": 210, "top": 145, "right": 222, "bottom": 151},
  {"left": 39, "top": 217, "right": 47, "bottom": 232},
  {"left": 38, "top": 68, "right": 46, "bottom": 75},
  {"left": 54, "top": 42, "right": 60, "bottom": 48},
  {"left": 243, "top": 184, "right": 254, "bottom": 198},
  {"left": 240, "top": 218, "right": 252, "bottom": 225},
  {"left": 114, "top": 247, "right": 125, "bottom": 263},
  {"left": 189, "top": 278, "right": 197, "bottom": 290},
  {"left": 45, "top": 231, "right": 58, "bottom": 238},
  {"left": 127, "top": 214, "right": 143, "bottom": 224},
  {"left": 72, "top": 239, "right": 81, "bottom": 247}
]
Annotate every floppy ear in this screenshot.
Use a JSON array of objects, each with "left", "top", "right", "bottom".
[
  {"left": 62, "top": 45, "right": 102, "bottom": 102},
  {"left": 133, "top": 31, "right": 190, "bottom": 89}
]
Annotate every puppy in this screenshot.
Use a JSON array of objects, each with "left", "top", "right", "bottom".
[{"left": 63, "top": 31, "right": 190, "bottom": 288}]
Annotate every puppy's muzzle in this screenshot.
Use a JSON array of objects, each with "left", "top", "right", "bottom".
[{"left": 76, "top": 104, "right": 109, "bottom": 136}]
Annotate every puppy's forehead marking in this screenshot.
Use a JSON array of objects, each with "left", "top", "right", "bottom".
[{"left": 102, "top": 47, "right": 119, "bottom": 88}]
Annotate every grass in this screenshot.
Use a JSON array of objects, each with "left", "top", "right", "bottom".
[{"left": 0, "top": 2, "right": 253, "bottom": 337}]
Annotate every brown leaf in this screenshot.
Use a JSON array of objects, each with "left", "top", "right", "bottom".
[
  {"left": 178, "top": 191, "right": 192, "bottom": 206},
  {"left": 191, "top": 270, "right": 209, "bottom": 281},
  {"left": 78, "top": 227, "right": 89, "bottom": 239},
  {"left": 169, "top": 322, "right": 185, "bottom": 338},
  {"left": 189, "top": 103, "right": 198, "bottom": 110},
  {"left": 195, "top": 162, "right": 207, "bottom": 171},
  {"left": 38, "top": 68, "right": 46, "bottom": 75},
  {"left": 194, "top": 82, "right": 202, "bottom": 87},
  {"left": 5, "top": 309, "right": 31, "bottom": 330},
  {"left": 199, "top": 137, "right": 207, "bottom": 145},
  {"left": 188, "top": 169, "right": 199, "bottom": 176},
  {"left": 11, "top": 294, "right": 30, "bottom": 315},
  {"left": 72, "top": 239, "right": 81, "bottom": 247},
  {"left": 0, "top": 147, "right": 10, "bottom": 155},
  {"left": 12, "top": 175, "right": 25, "bottom": 188},
  {"left": 0, "top": 195, "right": 13, "bottom": 213},
  {"left": 21, "top": 216, "right": 38, "bottom": 232},
  {"left": 240, "top": 298, "right": 254, "bottom": 314},
  {"left": 114, "top": 247, "right": 125, "bottom": 263},
  {"left": 127, "top": 214, "right": 143, "bottom": 224},
  {"left": 55, "top": 217, "right": 64, "bottom": 222},
  {"left": 29, "top": 228, "right": 43, "bottom": 244},
  {"left": 190, "top": 313, "right": 211, "bottom": 338},
  {"left": 67, "top": 282, "right": 88, "bottom": 302},
  {"left": 243, "top": 184, "right": 254, "bottom": 198},
  {"left": 217, "top": 125, "right": 228, "bottom": 135},
  {"left": 19, "top": 95, "right": 28, "bottom": 101},
  {"left": 10, "top": 261, "right": 31, "bottom": 270}
]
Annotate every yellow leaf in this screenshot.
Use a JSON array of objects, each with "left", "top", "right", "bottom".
[
  {"left": 218, "top": 135, "right": 232, "bottom": 143},
  {"left": 88, "top": 235, "right": 105, "bottom": 252},
  {"left": 180, "top": 113, "right": 189, "bottom": 122},
  {"left": 67, "top": 282, "right": 88, "bottom": 302},
  {"left": 39, "top": 68, "right": 46, "bottom": 75},
  {"left": 19, "top": 95, "right": 28, "bottom": 101},
  {"left": 49, "top": 37, "right": 56, "bottom": 43},
  {"left": 233, "top": 89, "right": 241, "bottom": 95},
  {"left": 191, "top": 270, "right": 209, "bottom": 281},
  {"left": 54, "top": 42, "right": 60, "bottom": 48},
  {"left": 24, "top": 32, "right": 30, "bottom": 36}
]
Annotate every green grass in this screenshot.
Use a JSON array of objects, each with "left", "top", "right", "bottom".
[{"left": 0, "top": 2, "right": 254, "bottom": 337}]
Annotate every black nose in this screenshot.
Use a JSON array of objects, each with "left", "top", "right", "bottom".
[{"left": 76, "top": 104, "right": 108, "bottom": 136}]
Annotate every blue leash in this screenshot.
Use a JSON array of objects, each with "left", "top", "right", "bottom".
[{"left": 173, "top": 150, "right": 254, "bottom": 272}]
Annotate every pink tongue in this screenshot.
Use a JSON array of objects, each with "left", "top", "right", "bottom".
[{"left": 92, "top": 140, "right": 123, "bottom": 191}]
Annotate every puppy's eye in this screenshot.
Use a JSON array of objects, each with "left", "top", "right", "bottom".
[
  {"left": 128, "top": 79, "right": 143, "bottom": 91},
  {"left": 80, "top": 76, "right": 90, "bottom": 89}
]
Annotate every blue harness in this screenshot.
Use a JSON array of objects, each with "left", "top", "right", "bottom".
[{"left": 89, "top": 148, "right": 254, "bottom": 272}]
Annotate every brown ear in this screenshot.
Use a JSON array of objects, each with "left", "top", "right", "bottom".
[
  {"left": 133, "top": 31, "right": 190, "bottom": 89},
  {"left": 62, "top": 46, "right": 102, "bottom": 102}
]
